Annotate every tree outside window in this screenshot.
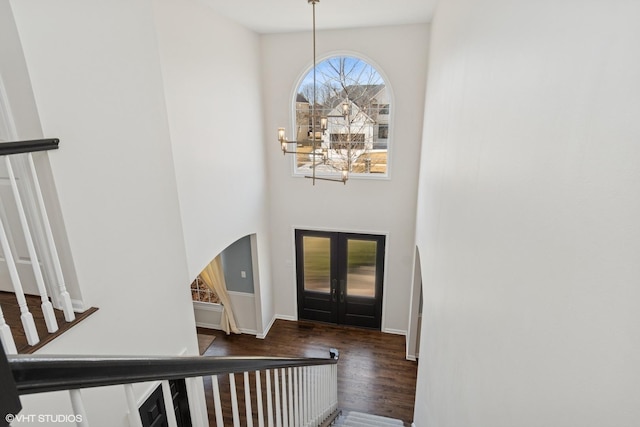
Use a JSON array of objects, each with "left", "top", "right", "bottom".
[{"left": 295, "top": 56, "right": 390, "bottom": 176}]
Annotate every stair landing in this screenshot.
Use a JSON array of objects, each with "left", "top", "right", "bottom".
[{"left": 0, "top": 291, "right": 97, "bottom": 354}]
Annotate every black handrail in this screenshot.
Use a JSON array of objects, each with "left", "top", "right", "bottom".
[
  {"left": 8, "top": 354, "right": 338, "bottom": 395},
  {"left": 0, "top": 138, "right": 59, "bottom": 156}
]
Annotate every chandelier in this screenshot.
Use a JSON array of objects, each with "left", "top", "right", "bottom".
[{"left": 277, "top": 0, "right": 351, "bottom": 185}]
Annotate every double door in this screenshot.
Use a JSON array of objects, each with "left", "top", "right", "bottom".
[{"left": 295, "top": 229, "right": 385, "bottom": 329}]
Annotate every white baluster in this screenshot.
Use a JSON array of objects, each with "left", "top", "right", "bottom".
[
  {"left": 0, "top": 305, "right": 17, "bottom": 354},
  {"left": 288, "top": 367, "right": 294, "bottom": 426},
  {"left": 69, "top": 389, "right": 89, "bottom": 427},
  {"left": 6, "top": 156, "right": 58, "bottom": 333},
  {"left": 307, "top": 366, "right": 313, "bottom": 425},
  {"left": 319, "top": 366, "right": 324, "bottom": 420},
  {"left": 211, "top": 375, "right": 224, "bottom": 427},
  {"left": 184, "top": 378, "right": 204, "bottom": 427},
  {"left": 274, "top": 368, "right": 282, "bottom": 427},
  {"left": 124, "top": 384, "right": 143, "bottom": 427},
  {"left": 293, "top": 367, "right": 299, "bottom": 427},
  {"left": 0, "top": 211, "right": 38, "bottom": 345},
  {"left": 311, "top": 367, "right": 317, "bottom": 425},
  {"left": 321, "top": 366, "right": 326, "bottom": 422},
  {"left": 281, "top": 369, "right": 288, "bottom": 427},
  {"left": 318, "top": 366, "right": 327, "bottom": 420},
  {"left": 229, "top": 373, "right": 241, "bottom": 427},
  {"left": 324, "top": 365, "right": 329, "bottom": 418},
  {"left": 161, "top": 381, "right": 178, "bottom": 427},
  {"left": 302, "top": 366, "right": 309, "bottom": 426},
  {"left": 266, "top": 369, "right": 274, "bottom": 427},
  {"left": 319, "top": 367, "right": 324, "bottom": 424},
  {"left": 324, "top": 366, "right": 329, "bottom": 418},
  {"left": 244, "top": 371, "right": 254, "bottom": 427},
  {"left": 256, "top": 371, "right": 265, "bottom": 427},
  {"left": 308, "top": 367, "right": 313, "bottom": 426},
  {"left": 331, "top": 364, "right": 338, "bottom": 411},
  {"left": 26, "top": 153, "right": 75, "bottom": 321}
]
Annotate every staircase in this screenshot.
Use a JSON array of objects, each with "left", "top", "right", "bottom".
[
  {"left": 333, "top": 411, "right": 406, "bottom": 427},
  {"left": 0, "top": 139, "right": 82, "bottom": 355}
]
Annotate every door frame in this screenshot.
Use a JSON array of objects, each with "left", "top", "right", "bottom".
[{"left": 291, "top": 226, "right": 389, "bottom": 330}]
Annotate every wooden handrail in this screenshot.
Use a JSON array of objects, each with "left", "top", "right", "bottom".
[
  {"left": 0, "top": 139, "right": 59, "bottom": 156},
  {"left": 8, "top": 354, "right": 338, "bottom": 395}
]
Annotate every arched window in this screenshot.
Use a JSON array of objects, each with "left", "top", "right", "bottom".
[{"left": 294, "top": 55, "right": 390, "bottom": 177}]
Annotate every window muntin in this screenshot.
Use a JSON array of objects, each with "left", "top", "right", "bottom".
[
  {"left": 190, "top": 275, "right": 220, "bottom": 304},
  {"left": 294, "top": 56, "right": 390, "bottom": 177}
]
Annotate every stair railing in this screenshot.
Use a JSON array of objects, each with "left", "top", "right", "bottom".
[
  {"left": 4, "top": 348, "right": 339, "bottom": 427},
  {"left": 0, "top": 139, "right": 75, "bottom": 354}
]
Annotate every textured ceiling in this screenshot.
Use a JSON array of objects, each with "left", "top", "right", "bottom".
[{"left": 199, "top": 0, "right": 437, "bottom": 34}]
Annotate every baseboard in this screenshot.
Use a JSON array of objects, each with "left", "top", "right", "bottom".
[
  {"left": 195, "top": 321, "right": 222, "bottom": 330},
  {"left": 192, "top": 301, "right": 223, "bottom": 312},
  {"left": 406, "top": 354, "right": 417, "bottom": 362},
  {"left": 383, "top": 328, "right": 407, "bottom": 336},
  {"left": 71, "top": 299, "right": 86, "bottom": 312},
  {"left": 257, "top": 314, "right": 296, "bottom": 339},
  {"left": 238, "top": 327, "right": 257, "bottom": 335},
  {"left": 257, "top": 315, "right": 277, "bottom": 339}
]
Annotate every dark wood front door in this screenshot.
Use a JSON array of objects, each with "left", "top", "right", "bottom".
[{"left": 295, "top": 229, "right": 385, "bottom": 329}]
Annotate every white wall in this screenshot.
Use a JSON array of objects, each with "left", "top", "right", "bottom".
[
  {"left": 9, "top": 0, "right": 206, "bottom": 424},
  {"left": 0, "top": 0, "right": 83, "bottom": 309},
  {"left": 262, "top": 24, "right": 429, "bottom": 333},
  {"left": 414, "top": 0, "right": 640, "bottom": 425},
  {"left": 153, "top": 0, "right": 274, "bottom": 335},
  {"left": 0, "top": 0, "right": 40, "bottom": 140}
]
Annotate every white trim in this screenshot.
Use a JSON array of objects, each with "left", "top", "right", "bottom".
[
  {"left": 250, "top": 234, "right": 265, "bottom": 338},
  {"left": 192, "top": 300, "right": 223, "bottom": 311},
  {"left": 406, "top": 355, "right": 417, "bottom": 362},
  {"left": 195, "top": 321, "right": 221, "bottom": 330},
  {"left": 258, "top": 314, "right": 297, "bottom": 338},
  {"left": 257, "top": 315, "right": 277, "bottom": 339},
  {"left": 406, "top": 244, "right": 422, "bottom": 364},
  {"left": 238, "top": 327, "right": 258, "bottom": 335},
  {"left": 226, "top": 290, "right": 255, "bottom": 297},
  {"left": 382, "top": 328, "right": 407, "bottom": 336},
  {"left": 71, "top": 298, "right": 87, "bottom": 312},
  {"left": 193, "top": 300, "right": 224, "bottom": 330}
]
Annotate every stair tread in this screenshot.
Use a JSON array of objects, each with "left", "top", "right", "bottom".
[{"left": 336, "top": 411, "right": 405, "bottom": 427}]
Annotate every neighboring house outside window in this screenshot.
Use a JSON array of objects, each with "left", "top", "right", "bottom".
[{"left": 294, "top": 56, "right": 391, "bottom": 177}]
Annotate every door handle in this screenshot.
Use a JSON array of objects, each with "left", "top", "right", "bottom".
[
  {"left": 339, "top": 279, "right": 345, "bottom": 303},
  {"left": 331, "top": 279, "right": 337, "bottom": 302}
]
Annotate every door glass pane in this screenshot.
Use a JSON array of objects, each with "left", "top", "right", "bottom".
[
  {"left": 346, "top": 239, "right": 377, "bottom": 298},
  {"left": 303, "top": 236, "right": 331, "bottom": 293}
]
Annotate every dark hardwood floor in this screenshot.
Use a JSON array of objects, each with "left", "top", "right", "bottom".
[
  {"left": 198, "top": 319, "right": 418, "bottom": 424},
  {"left": 0, "top": 291, "right": 97, "bottom": 354}
]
